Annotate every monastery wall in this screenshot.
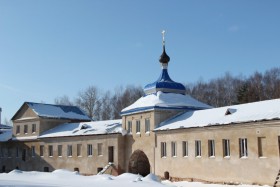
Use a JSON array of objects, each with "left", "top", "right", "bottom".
[
  {"left": 0, "top": 134, "right": 125, "bottom": 175},
  {"left": 155, "top": 121, "right": 280, "bottom": 185}
]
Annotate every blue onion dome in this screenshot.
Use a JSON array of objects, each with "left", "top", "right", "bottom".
[{"left": 144, "top": 31, "right": 186, "bottom": 95}]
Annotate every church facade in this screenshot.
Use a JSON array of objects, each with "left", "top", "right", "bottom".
[{"left": 1, "top": 35, "right": 280, "bottom": 186}]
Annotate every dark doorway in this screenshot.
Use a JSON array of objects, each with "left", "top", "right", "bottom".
[
  {"left": 2, "top": 165, "right": 5, "bottom": 172},
  {"left": 97, "top": 167, "right": 103, "bottom": 173},
  {"left": 128, "top": 150, "right": 150, "bottom": 177},
  {"left": 108, "top": 146, "right": 114, "bottom": 162},
  {"left": 43, "top": 167, "right": 49, "bottom": 172}
]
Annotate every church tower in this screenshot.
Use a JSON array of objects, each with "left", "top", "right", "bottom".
[
  {"left": 144, "top": 30, "right": 186, "bottom": 95},
  {"left": 121, "top": 31, "right": 211, "bottom": 177}
]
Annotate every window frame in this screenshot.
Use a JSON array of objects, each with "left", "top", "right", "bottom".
[
  {"left": 67, "top": 145, "right": 73, "bottom": 157},
  {"left": 182, "top": 141, "right": 188, "bottom": 157},
  {"left": 87, "top": 144, "right": 93, "bottom": 157},
  {"left": 31, "top": 146, "right": 35, "bottom": 157},
  {"left": 258, "top": 137, "right": 266, "bottom": 157},
  {"left": 127, "top": 121, "right": 132, "bottom": 134},
  {"left": 223, "top": 139, "right": 230, "bottom": 157},
  {"left": 98, "top": 143, "right": 103, "bottom": 156},
  {"left": 208, "top": 140, "right": 215, "bottom": 157},
  {"left": 16, "top": 125, "right": 20, "bottom": 134},
  {"left": 136, "top": 120, "right": 141, "bottom": 133},
  {"left": 58, "top": 145, "right": 62, "bottom": 157},
  {"left": 161, "top": 142, "right": 167, "bottom": 158},
  {"left": 16, "top": 147, "right": 19, "bottom": 158},
  {"left": 48, "top": 145, "right": 53, "bottom": 157},
  {"left": 77, "top": 144, "right": 82, "bottom": 157},
  {"left": 195, "top": 140, "right": 202, "bottom": 157},
  {"left": 239, "top": 138, "right": 248, "bottom": 158},
  {"left": 145, "top": 118, "right": 150, "bottom": 133},
  {"left": 171, "top": 141, "right": 177, "bottom": 157},
  {"left": 40, "top": 145, "right": 44, "bottom": 157},
  {"left": 24, "top": 124, "right": 28, "bottom": 134},
  {"left": 32, "top": 124, "right": 36, "bottom": 133},
  {"left": 7, "top": 148, "right": 12, "bottom": 158}
]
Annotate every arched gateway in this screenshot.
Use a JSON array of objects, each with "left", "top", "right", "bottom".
[{"left": 128, "top": 150, "right": 150, "bottom": 177}]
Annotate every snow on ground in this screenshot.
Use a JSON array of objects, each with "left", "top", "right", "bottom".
[{"left": 0, "top": 169, "right": 270, "bottom": 187}]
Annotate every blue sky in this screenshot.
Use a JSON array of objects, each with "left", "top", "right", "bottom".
[{"left": 1, "top": 0, "right": 280, "bottom": 122}]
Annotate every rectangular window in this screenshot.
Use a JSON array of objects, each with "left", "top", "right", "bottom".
[
  {"left": 171, "top": 141, "right": 177, "bottom": 157},
  {"left": 58, "top": 145, "right": 62, "bottom": 157},
  {"left": 136, "top": 120, "right": 141, "bottom": 133},
  {"left": 24, "top": 125, "right": 28, "bottom": 134},
  {"left": 16, "top": 125, "right": 20, "bottom": 134},
  {"left": 145, "top": 118, "right": 150, "bottom": 133},
  {"left": 182, "top": 141, "right": 188, "bottom": 157},
  {"left": 77, "top": 144, "right": 82, "bottom": 157},
  {"left": 31, "top": 146, "right": 35, "bottom": 157},
  {"left": 7, "top": 148, "right": 12, "bottom": 158},
  {"left": 258, "top": 137, "right": 266, "bottom": 157},
  {"left": 40, "top": 145, "right": 44, "bottom": 157},
  {"left": 16, "top": 147, "right": 19, "bottom": 158},
  {"left": 195, "top": 140, "right": 201, "bottom": 157},
  {"left": 98, "top": 143, "right": 103, "bottom": 156},
  {"left": 161, "top": 142, "right": 167, "bottom": 157},
  {"left": 208, "top": 140, "right": 215, "bottom": 157},
  {"left": 223, "top": 139, "right": 230, "bottom": 157},
  {"left": 127, "top": 121, "right": 132, "bottom": 133},
  {"left": 239, "top": 138, "right": 248, "bottom": 158},
  {"left": 32, "top": 124, "right": 36, "bottom": 133},
  {"left": 0, "top": 147, "right": 4, "bottom": 158},
  {"left": 22, "top": 149, "right": 26, "bottom": 161},
  {"left": 48, "top": 145, "right": 53, "bottom": 157},
  {"left": 87, "top": 144, "right": 92, "bottom": 156},
  {"left": 67, "top": 145, "right": 72, "bottom": 157}
]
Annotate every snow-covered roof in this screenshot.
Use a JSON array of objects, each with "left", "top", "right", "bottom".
[
  {"left": 39, "top": 119, "right": 125, "bottom": 138},
  {"left": 12, "top": 102, "right": 91, "bottom": 121},
  {"left": 0, "top": 129, "right": 12, "bottom": 142},
  {"left": 121, "top": 91, "right": 212, "bottom": 116},
  {"left": 155, "top": 98, "right": 280, "bottom": 131},
  {"left": 0, "top": 124, "right": 12, "bottom": 129}
]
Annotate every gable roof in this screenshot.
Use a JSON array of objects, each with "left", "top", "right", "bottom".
[
  {"left": 12, "top": 102, "right": 91, "bottom": 121},
  {"left": 155, "top": 98, "right": 280, "bottom": 131},
  {"left": 121, "top": 91, "right": 212, "bottom": 116}
]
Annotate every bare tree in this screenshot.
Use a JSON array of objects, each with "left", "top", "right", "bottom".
[
  {"left": 263, "top": 68, "right": 280, "bottom": 99},
  {"left": 54, "top": 95, "right": 73, "bottom": 106},
  {"left": 4, "top": 118, "right": 12, "bottom": 126},
  {"left": 75, "top": 86, "right": 100, "bottom": 120},
  {"left": 99, "top": 91, "right": 113, "bottom": 120},
  {"left": 186, "top": 73, "right": 244, "bottom": 107},
  {"left": 111, "top": 85, "right": 143, "bottom": 119}
]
